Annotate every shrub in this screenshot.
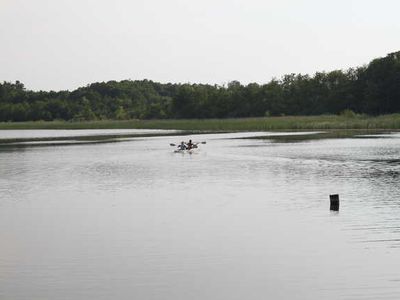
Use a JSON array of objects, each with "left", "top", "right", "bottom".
[{"left": 340, "top": 109, "right": 357, "bottom": 118}]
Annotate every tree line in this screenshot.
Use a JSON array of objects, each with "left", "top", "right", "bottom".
[{"left": 1, "top": 51, "right": 399, "bottom": 122}]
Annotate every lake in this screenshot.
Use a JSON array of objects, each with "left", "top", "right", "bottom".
[{"left": 1, "top": 130, "right": 400, "bottom": 300}]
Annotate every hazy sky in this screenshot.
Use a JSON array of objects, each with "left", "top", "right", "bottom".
[{"left": 1, "top": 0, "right": 399, "bottom": 91}]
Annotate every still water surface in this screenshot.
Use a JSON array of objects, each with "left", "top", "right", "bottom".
[
  {"left": 0, "top": 129, "right": 179, "bottom": 139},
  {"left": 1, "top": 130, "right": 400, "bottom": 299}
]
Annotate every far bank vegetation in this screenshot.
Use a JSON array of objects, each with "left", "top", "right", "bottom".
[{"left": 1, "top": 51, "right": 400, "bottom": 122}]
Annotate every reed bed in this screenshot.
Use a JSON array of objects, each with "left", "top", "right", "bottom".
[{"left": 1, "top": 114, "right": 400, "bottom": 131}]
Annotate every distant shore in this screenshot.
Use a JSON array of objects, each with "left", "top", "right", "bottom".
[{"left": 1, "top": 115, "right": 400, "bottom": 131}]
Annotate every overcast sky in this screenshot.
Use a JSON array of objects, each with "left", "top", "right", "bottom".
[{"left": 1, "top": 0, "right": 399, "bottom": 91}]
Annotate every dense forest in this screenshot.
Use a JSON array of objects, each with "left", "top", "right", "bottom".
[{"left": 1, "top": 51, "right": 399, "bottom": 122}]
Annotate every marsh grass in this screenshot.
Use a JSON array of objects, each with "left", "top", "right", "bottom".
[{"left": 1, "top": 114, "right": 400, "bottom": 131}]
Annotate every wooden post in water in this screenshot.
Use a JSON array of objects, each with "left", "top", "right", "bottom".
[{"left": 330, "top": 194, "right": 339, "bottom": 211}]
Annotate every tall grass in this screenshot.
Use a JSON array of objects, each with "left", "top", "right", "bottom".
[{"left": 1, "top": 114, "right": 400, "bottom": 131}]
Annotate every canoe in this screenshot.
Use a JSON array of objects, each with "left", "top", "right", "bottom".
[{"left": 174, "top": 149, "right": 196, "bottom": 154}]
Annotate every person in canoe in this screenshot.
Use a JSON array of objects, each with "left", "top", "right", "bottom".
[
  {"left": 186, "top": 139, "right": 194, "bottom": 150},
  {"left": 177, "top": 141, "right": 187, "bottom": 150}
]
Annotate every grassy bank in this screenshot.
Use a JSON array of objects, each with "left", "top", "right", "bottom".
[{"left": 1, "top": 114, "right": 400, "bottom": 131}]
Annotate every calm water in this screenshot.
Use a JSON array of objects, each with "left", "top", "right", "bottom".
[
  {"left": 1, "top": 130, "right": 400, "bottom": 300},
  {"left": 0, "top": 129, "right": 179, "bottom": 139}
]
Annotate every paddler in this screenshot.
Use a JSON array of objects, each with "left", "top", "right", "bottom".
[
  {"left": 186, "top": 139, "right": 194, "bottom": 150},
  {"left": 178, "top": 141, "right": 187, "bottom": 150}
]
